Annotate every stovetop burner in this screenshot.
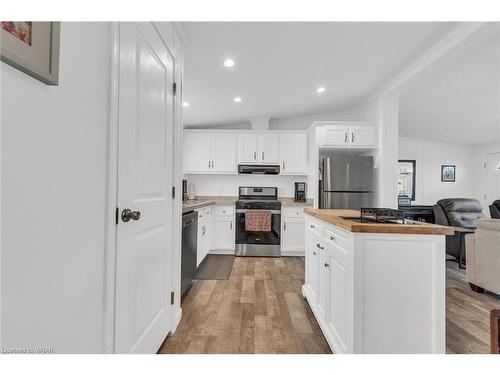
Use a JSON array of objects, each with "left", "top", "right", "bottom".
[
  {"left": 236, "top": 186, "right": 280, "bottom": 210},
  {"left": 236, "top": 200, "right": 281, "bottom": 210}
]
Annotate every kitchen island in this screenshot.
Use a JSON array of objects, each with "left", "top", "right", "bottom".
[{"left": 303, "top": 208, "right": 454, "bottom": 354}]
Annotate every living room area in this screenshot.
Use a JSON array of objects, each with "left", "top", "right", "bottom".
[{"left": 396, "top": 29, "right": 500, "bottom": 353}]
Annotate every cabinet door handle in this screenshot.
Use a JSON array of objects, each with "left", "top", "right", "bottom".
[
  {"left": 254, "top": 151, "right": 256, "bottom": 160},
  {"left": 351, "top": 132, "right": 355, "bottom": 143},
  {"left": 316, "top": 243, "right": 324, "bottom": 250},
  {"left": 312, "top": 251, "right": 317, "bottom": 255},
  {"left": 262, "top": 151, "right": 265, "bottom": 160},
  {"left": 324, "top": 263, "right": 330, "bottom": 268},
  {"left": 284, "top": 222, "right": 287, "bottom": 230},
  {"left": 282, "top": 161, "right": 285, "bottom": 170},
  {"left": 330, "top": 235, "right": 336, "bottom": 241},
  {"left": 208, "top": 160, "right": 211, "bottom": 168},
  {"left": 345, "top": 132, "right": 348, "bottom": 143},
  {"left": 212, "top": 161, "right": 215, "bottom": 168},
  {"left": 310, "top": 225, "right": 315, "bottom": 229},
  {"left": 230, "top": 221, "right": 233, "bottom": 230}
]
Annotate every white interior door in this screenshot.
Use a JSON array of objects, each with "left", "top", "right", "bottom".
[{"left": 115, "top": 22, "right": 174, "bottom": 353}]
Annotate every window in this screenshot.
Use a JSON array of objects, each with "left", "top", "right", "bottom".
[{"left": 397, "top": 160, "right": 416, "bottom": 201}]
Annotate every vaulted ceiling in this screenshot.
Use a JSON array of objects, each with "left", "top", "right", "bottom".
[
  {"left": 399, "top": 31, "right": 500, "bottom": 145},
  {"left": 179, "top": 22, "right": 458, "bottom": 127}
]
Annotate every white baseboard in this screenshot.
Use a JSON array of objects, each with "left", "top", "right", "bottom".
[
  {"left": 281, "top": 250, "right": 305, "bottom": 257},
  {"left": 171, "top": 307, "right": 182, "bottom": 334},
  {"left": 208, "top": 249, "right": 235, "bottom": 255}
]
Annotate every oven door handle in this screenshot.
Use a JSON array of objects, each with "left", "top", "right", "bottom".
[{"left": 236, "top": 209, "right": 281, "bottom": 214}]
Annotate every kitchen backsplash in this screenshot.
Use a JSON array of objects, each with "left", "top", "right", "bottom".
[{"left": 184, "top": 174, "right": 310, "bottom": 198}]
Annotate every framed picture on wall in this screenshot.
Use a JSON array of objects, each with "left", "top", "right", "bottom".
[
  {"left": 0, "top": 22, "right": 60, "bottom": 85},
  {"left": 441, "top": 165, "right": 456, "bottom": 182}
]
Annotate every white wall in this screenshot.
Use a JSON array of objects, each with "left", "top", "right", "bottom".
[
  {"left": 185, "top": 174, "right": 309, "bottom": 198},
  {"left": 474, "top": 141, "right": 500, "bottom": 216},
  {"left": 398, "top": 137, "right": 478, "bottom": 206},
  {"left": 1, "top": 23, "right": 110, "bottom": 352}
]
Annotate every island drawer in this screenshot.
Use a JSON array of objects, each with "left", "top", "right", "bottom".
[
  {"left": 324, "top": 227, "right": 349, "bottom": 250},
  {"left": 306, "top": 217, "right": 323, "bottom": 237}
]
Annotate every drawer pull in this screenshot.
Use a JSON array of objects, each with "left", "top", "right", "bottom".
[
  {"left": 324, "top": 263, "right": 330, "bottom": 268},
  {"left": 310, "top": 225, "right": 315, "bottom": 229},
  {"left": 312, "top": 251, "right": 317, "bottom": 255},
  {"left": 330, "top": 235, "right": 336, "bottom": 241},
  {"left": 316, "top": 243, "right": 324, "bottom": 250}
]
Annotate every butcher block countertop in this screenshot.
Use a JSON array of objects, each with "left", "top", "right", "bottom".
[{"left": 304, "top": 208, "right": 455, "bottom": 235}]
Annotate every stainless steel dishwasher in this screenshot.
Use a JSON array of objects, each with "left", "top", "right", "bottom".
[{"left": 181, "top": 211, "right": 198, "bottom": 297}]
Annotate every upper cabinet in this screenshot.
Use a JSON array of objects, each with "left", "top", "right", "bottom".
[
  {"left": 237, "top": 133, "right": 258, "bottom": 163},
  {"left": 237, "top": 133, "right": 280, "bottom": 164},
  {"left": 280, "top": 133, "right": 308, "bottom": 175},
  {"left": 184, "top": 130, "right": 307, "bottom": 175},
  {"left": 211, "top": 133, "right": 237, "bottom": 172},
  {"left": 183, "top": 131, "right": 237, "bottom": 174},
  {"left": 319, "top": 124, "right": 378, "bottom": 148}
]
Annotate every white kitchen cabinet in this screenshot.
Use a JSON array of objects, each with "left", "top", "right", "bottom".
[
  {"left": 183, "top": 132, "right": 212, "bottom": 173},
  {"left": 237, "top": 133, "right": 258, "bottom": 163},
  {"left": 259, "top": 134, "right": 280, "bottom": 163},
  {"left": 325, "top": 236, "right": 349, "bottom": 353},
  {"left": 280, "top": 133, "right": 308, "bottom": 175},
  {"left": 212, "top": 133, "right": 237, "bottom": 173},
  {"left": 213, "top": 205, "right": 235, "bottom": 251},
  {"left": 214, "top": 217, "right": 234, "bottom": 250},
  {"left": 303, "top": 213, "right": 446, "bottom": 354},
  {"left": 196, "top": 206, "right": 213, "bottom": 267},
  {"left": 237, "top": 133, "right": 280, "bottom": 164},
  {"left": 306, "top": 237, "right": 320, "bottom": 304},
  {"left": 281, "top": 207, "right": 305, "bottom": 255},
  {"left": 317, "top": 242, "right": 328, "bottom": 324},
  {"left": 318, "top": 124, "right": 377, "bottom": 149},
  {"left": 183, "top": 131, "right": 237, "bottom": 174},
  {"left": 349, "top": 125, "right": 376, "bottom": 147},
  {"left": 322, "top": 126, "right": 349, "bottom": 146}
]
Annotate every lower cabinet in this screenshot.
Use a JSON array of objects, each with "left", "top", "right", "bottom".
[
  {"left": 303, "top": 216, "right": 352, "bottom": 354},
  {"left": 303, "top": 215, "right": 446, "bottom": 354},
  {"left": 196, "top": 206, "right": 212, "bottom": 267},
  {"left": 213, "top": 205, "right": 235, "bottom": 251},
  {"left": 281, "top": 207, "right": 306, "bottom": 254}
]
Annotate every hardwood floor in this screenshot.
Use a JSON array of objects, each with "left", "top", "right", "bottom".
[
  {"left": 160, "top": 256, "right": 500, "bottom": 354},
  {"left": 446, "top": 261, "right": 500, "bottom": 354},
  {"left": 159, "top": 257, "right": 332, "bottom": 354}
]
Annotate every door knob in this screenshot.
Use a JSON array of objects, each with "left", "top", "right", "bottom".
[{"left": 121, "top": 208, "right": 141, "bottom": 222}]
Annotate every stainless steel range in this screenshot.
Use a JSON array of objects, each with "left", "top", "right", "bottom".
[{"left": 235, "top": 187, "right": 281, "bottom": 257}]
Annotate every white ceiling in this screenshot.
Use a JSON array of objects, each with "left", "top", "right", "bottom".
[
  {"left": 399, "top": 32, "right": 500, "bottom": 145},
  {"left": 179, "top": 22, "right": 458, "bottom": 127}
]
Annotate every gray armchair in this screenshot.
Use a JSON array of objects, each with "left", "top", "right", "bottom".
[
  {"left": 433, "top": 198, "right": 485, "bottom": 268},
  {"left": 490, "top": 200, "right": 500, "bottom": 219}
]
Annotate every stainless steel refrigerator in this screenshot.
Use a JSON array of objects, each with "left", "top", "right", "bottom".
[{"left": 319, "top": 154, "right": 374, "bottom": 210}]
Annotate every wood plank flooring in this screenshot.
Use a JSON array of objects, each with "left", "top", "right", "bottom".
[
  {"left": 446, "top": 261, "right": 500, "bottom": 354},
  {"left": 160, "top": 256, "right": 500, "bottom": 354},
  {"left": 159, "top": 257, "right": 331, "bottom": 354}
]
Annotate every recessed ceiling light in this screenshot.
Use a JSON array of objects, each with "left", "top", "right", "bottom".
[
  {"left": 224, "top": 59, "right": 235, "bottom": 68},
  {"left": 233, "top": 96, "right": 242, "bottom": 103},
  {"left": 317, "top": 87, "right": 326, "bottom": 93},
  {"left": 182, "top": 101, "right": 190, "bottom": 107}
]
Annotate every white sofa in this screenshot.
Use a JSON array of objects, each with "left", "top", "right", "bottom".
[{"left": 465, "top": 219, "right": 500, "bottom": 295}]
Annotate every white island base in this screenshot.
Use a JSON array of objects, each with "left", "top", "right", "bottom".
[{"left": 303, "top": 211, "right": 448, "bottom": 354}]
